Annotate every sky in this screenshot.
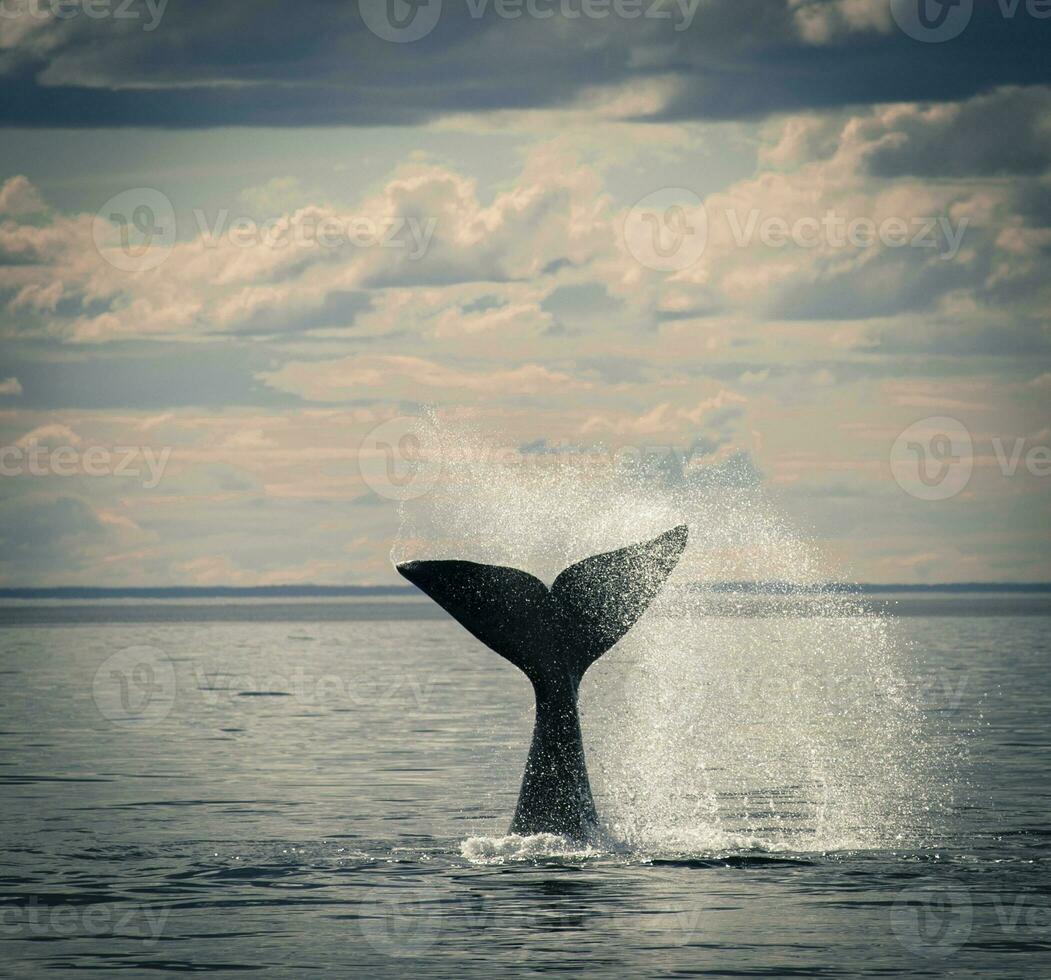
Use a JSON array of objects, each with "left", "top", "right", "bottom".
[{"left": 0, "top": 0, "right": 1049, "bottom": 586}]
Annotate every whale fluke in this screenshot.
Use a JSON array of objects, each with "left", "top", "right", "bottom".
[{"left": 396, "top": 524, "right": 688, "bottom": 840}]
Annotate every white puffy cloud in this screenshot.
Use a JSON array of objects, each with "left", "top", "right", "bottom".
[
  {"left": 0, "top": 148, "right": 614, "bottom": 344},
  {"left": 790, "top": 0, "right": 892, "bottom": 44},
  {"left": 15, "top": 423, "right": 81, "bottom": 448},
  {"left": 0, "top": 175, "right": 45, "bottom": 216},
  {"left": 7, "top": 86, "right": 1051, "bottom": 351}
]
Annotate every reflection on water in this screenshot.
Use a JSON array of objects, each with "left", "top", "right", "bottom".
[{"left": 0, "top": 605, "right": 1049, "bottom": 977}]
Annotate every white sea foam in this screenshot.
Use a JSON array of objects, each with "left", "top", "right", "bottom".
[
  {"left": 459, "top": 829, "right": 801, "bottom": 865},
  {"left": 460, "top": 833, "right": 604, "bottom": 863}
]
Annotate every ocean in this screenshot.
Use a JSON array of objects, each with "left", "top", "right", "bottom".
[{"left": 0, "top": 594, "right": 1049, "bottom": 978}]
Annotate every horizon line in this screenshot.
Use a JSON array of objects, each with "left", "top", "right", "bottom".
[{"left": 2, "top": 582, "right": 1050, "bottom": 599}]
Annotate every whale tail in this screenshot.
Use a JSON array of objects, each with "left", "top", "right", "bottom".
[
  {"left": 395, "top": 524, "right": 688, "bottom": 683},
  {"left": 396, "top": 524, "right": 688, "bottom": 839}
]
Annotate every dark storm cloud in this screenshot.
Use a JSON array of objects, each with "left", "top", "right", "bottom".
[
  {"left": 2, "top": 0, "right": 1051, "bottom": 127},
  {"left": 655, "top": 5, "right": 1051, "bottom": 121}
]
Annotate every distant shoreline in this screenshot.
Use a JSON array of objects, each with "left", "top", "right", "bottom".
[{"left": 1, "top": 582, "right": 1049, "bottom": 600}]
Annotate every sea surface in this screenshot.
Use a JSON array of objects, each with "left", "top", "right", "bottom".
[{"left": 0, "top": 594, "right": 1049, "bottom": 978}]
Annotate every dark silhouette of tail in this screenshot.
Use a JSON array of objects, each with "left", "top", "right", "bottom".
[{"left": 396, "top": 524, "right": 688, "bottom": 839}]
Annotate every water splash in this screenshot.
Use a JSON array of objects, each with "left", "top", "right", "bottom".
[
  {"left": 460, "top": 833, "right": 604, "bottom": 864},
  {"left": 396, "top": 413, "right": 946, "bottom": 857}
]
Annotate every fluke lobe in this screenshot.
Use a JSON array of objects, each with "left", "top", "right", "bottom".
[{"left": 396, "top": 524, "right": 688, "bottom": 842}]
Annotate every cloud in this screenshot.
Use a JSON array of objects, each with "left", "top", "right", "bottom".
[
  {"left": 0, "top": 495, "right": 100, "bottom": 556},
  {"left": 858, "top": 88, "right": 1051, "bottom": 179},
  {"left": 0, "top": 376, "right": 22, "bottom": 395},
  {"left": 3, "top": 1, "right": 1049, "bottom": 128},
  {"left": 239, "top": 177, "right": 309, "bottom": 214},
  {"left": 175, "top": 555, "right": 345, "bottom": 587},
  {"left": 3, "top": 26, "right": 1051, "bottom": 589},
  {"left": 432, "top": 301, "right": 555, "bottom": 338},
  {"left": 644, "top": 88, "right": 1051, "bottom": 324},
  {"left": 263, "top": 354, "right": 590, "bottom": 402},
  {"left": 579, "top": 390, "right": 747, "bottom": 439},
  {"left": 0, "top": 154, "right": 610, "bottom": 343},
  {"left": 0, "top": 175, "right": 45, "bottom": 216},
  {"left": 7, "top": 91, "right": 1051, "bottom": 352},
  {"left": 15, "top": 422, "right": 81, "bottom": 448},
  {"left": 0, "top": 493, "right": 150, "bottom": 584},
  {"left": 864, "top": 318, "right": 1051, "bottom": 357},
  {"left": 790, "top": 0, "right": 891, "bottom": 44}
]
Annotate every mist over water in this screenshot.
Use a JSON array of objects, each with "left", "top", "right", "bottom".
[{"left": 394, "top": 415, "right": 947, "bottom": 858}]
